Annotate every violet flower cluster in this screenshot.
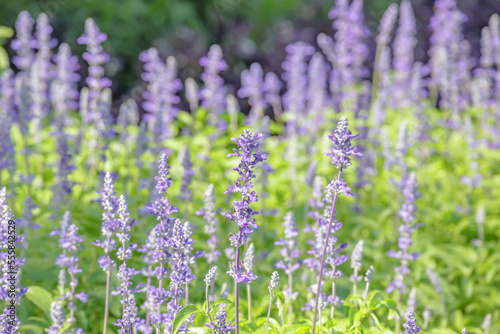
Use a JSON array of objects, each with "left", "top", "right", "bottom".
[
  {"left": 0, "top": 187, "right": 27, "bottom": 334},
  {"left": 179, "top": 147, "right": 195, "bottom": 204},
  {"left": 199, "top": 45, "right": 228, "bottom": 131},
  {"left": 49, "top": 211, "right": 87, "bottom": 332},
  {"left": 238, "top": 63, "right": 266, "bottom": 126},
  {"left": 197, "top": 184, "right": 221, "bottom": 265},
  {"left": 92, "top": 172, "right": 118, "bottom": 273},
  {"left": 222, "top": 130, "right": 267, "bottom": 283},
  {"left": 275, "top": 212, "right": 300, "bottom": 300},
  {"left": 387, "top": 172, "right": 422, "bottom": 294},
  {"left": 112, "top": 195, "right": 144, "bottom": 334},
  {"left": 77, "top": 18, "right": 112, "bottom": 126},
  {"left": 140, "top": 48, "right": 182, "bottom": 143}
]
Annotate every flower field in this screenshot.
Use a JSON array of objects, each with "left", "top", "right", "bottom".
[{"left": 0, "top": 0, "right": 499, "bottom": 334}]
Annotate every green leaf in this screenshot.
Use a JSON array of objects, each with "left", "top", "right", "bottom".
[
  {"left": 0, "top": 26, "right": 14, "bottom": 38},
  {"left": 213, "top": 297, "right": 234, "bottom": 307},
  {"left": 275, "top": 292, "right": 285, "bottom": 317},
  {"left": 0, "top": 47, "right": 9, "bottom": 70},
  {"left": 24, "top": 286, "right": 53, "bottom": 317},
  {"left": 172, "top": 305, "right": 201, "bottom": 334}
]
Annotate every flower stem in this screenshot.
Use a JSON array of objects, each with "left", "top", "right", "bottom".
[
  {"left": 103, "top": 270, "right": 111, "bottom": 334},
  {"left": 311, "top": 169, "right": 343, "bottom": 334},
  {"left": 234, "top": 244, "right": 241, "bottom": 334},
  {"left": 363, "top": 282, "right": 370, "bottom": 301},
  {"left": 288, "top": 272, "right": 293, "bottom": 326},
  {"left": 264, "top": 295, "right": 273, "bottom": 334},
  {"left": 247, "top": 284, "right": 252, "bottom": 321}
]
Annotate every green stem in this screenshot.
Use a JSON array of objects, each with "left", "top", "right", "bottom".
[
  {"left": 264, "top": 295, "right": 273, "bottom": 334},
  {"left": 247, "top": 284, "right": 252, "bottom": 322},
  {"left": 103, "top": 270, "right": 111, "bottom": 334}
]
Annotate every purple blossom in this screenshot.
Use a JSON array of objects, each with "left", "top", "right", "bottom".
[
  {"left": 48, "top": 301, "right": 64, "bottom": 334},
  {"left": 11, "top": 11, "right": 35, "bottom": 72},
  {"left": 281, "top": 41, "right": 314, "bottom": 135},
  {"left": 305, "top": 52, "right": 328, "bottom": 132},
  {"left": 326, "top": 116, "right": 362, "bottom": 169},
  {"left": 387, "top": 172, "right": 422, "bottom": 294},
  {"left": 222, "top": 130, "right": 267, "bottom": 249},
  {"left": 77, "top": 18, "right": 112, "bottom": 125},
  {"left": 49, "top": 211, "right": 87, "bottom": 330},
  {"left": 205, "top": 308, "right": 235, "bottom": 334},
  {"left": 140, "top": 49, "right": 182, "bottom": 142},
  {"left": 92, "top": 172, "right": 118, "bottom": 272},
  {"left": 275, "top": 212, "right": 300, "bottom": 300},
  {"left": 0, "top": 187, "right": 27, "bottom": 333},
  {"left": 238, "top": 62, "right": 266, "bottom": 126},
  {"left": 402, "top": 311, "right": 420, "bottom": 334},
  {"left": 0, "top": 72, "right": 15, "bottom": 173},
  {"left": 196, "top": 184, "right": 221, "bottom": 265},
  {"left": 51, "top": 43, "right": 80, "bottom": 127},
  {"left": 393, "top": 1, "right": 417, "bottom": 108},
  {"left": 199, "top": 45, "right": 228, "bottom": 130},
  {"left": 376, "top": 3, "right": 398, "bottom": 46},
  {"left": 179, "top": 147, "right": 195, "bottom": 203},
  {"left": 51, "top": 132, "right": 76, "bottom": 215},
  {"left": 263, "top": 71, "right": 282, "bottom": 118}
]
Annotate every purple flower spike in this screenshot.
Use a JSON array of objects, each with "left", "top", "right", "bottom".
[
  {"left": 275, "top": 212, "right": 301, "bottom": 301},
  {"left": 197, "top": 184, "right": 221, "bottom": 265},
  {"left": 93, "top": 172, "right": 118, "bottom": 272},
  {"left": 223, "top": 130, "right": 267, "bottom": 248},
  {"left": 402, "top": 311, "right": 421, "bottom": 334},
  {"left": 140, "top": 48, "right": 182, "bottom": 142},
  {"left": 205, "top": 308, "right": 235, "bottom": 334},
  {"left": 223, "top": 129, "right": 267, "bottom": 331},
  {"left": 77, "top": 18, "right": 112, "bottom": 125},
  {"left": 393, "top": 0, "right": 417, "bottom": 109},
  {"left": 326, "top": 116, "right": 363, "bottom": 169},
  {"left": 0, "top": 187, "right": 27, "bottom": 333},
  {"left": 179, "top": 147, "right": 195, "bottom": 203},
  {"left": 306, "top": 52, "right": 328, "bottom": 133},
  {"left": 50, "top": 211, "right": 87, "bottom": 330},
  {"left": 199, "top": 44, "right": 228, "bottom": 130},
  {"left": 238, "top": 62, "right": 266, "bottom": 126},
  {"left": 52, "top": 43, "right": 80, "bottom": 127},
  {"left": 387, "top": 172, "right": 422, "bottom": 294},
  {"left": 11, "top": 11, "right": 35, "bottom": 72},
  {"left": 281, "top": 41, "right": 314, "bottom": 135}
]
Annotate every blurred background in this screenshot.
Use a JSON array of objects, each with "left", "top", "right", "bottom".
[{"left": 1, "top": 0, "right": 499, "bottom": 111}]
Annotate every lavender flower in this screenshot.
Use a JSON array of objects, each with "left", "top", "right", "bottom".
[
  {"left": 263, "top": 72, "right": 282, "bottom": 119},
  {"left": 199, "top": 45, "right": 228, "bottom": 130},
  {"left": 49, "top": 211, "right": 87, "bottom": 330},
  {"left": 179, "top": 147, "right": 195, "bottom": 204},
  {"left": 242, "top": 243, "right": 255, "bottom": 277},
  {"left": 77, "top": 18, "right": 112, "bottom": 125},
  {"left": 52, "top": 43, "right": 80, "bottom": 127},
  {"left": 149, "top": 154, "right": 179, "bottom": 331},
  {"left": 0, "top": 73, "right": 15, "bottom": 174},
  {"left": 197, "top": 184, "right": 220, "bottom": 265},
  {"left": 222, "top": 129, "right": 267, "bottom": 332},
  {"left": 11, "top": 11, "right": 35, "bottom": 72},
  {"left": 402, "top": 311, "right": 420, "bottom": 334},
  {"left": 275, "top": 212, "right": 300, "bottom": 298},
  {"left": 328, "top": 0, "right": 369, "bottom": 104},
  {"left": 206, "top": 308, "right": 235, "bottom": 334},
  {"left": 140, "top": 49, "right": 182, "bottom": 143},
  {"left": 311, "top": 116, "right": 361, "bottom": 334},
  {"left": 51, "top": 132, "right": 76, "bottom": 215},
  {"left": 387, "top": 172, "right": 422, "bottom": 295},
  {"left": 393, "top": 0, "right": 417, "bottom": 108},
  {"left": 281, "top": 42, "right": 314, "bottom": 135},
  {"left": 264, "top": 271, "right": 280, "bottom": 334},
  {"left": 350, "top": 240, "right": 363, "bottom": 294},
  {"left": 0, "top": 187, "right": 27, "bottom": 333},
  {"left": 112, "top": 195, "right": 144, "bottom": 334},
  {"left": 205, "top": 266, "right": 219, "bottom": 286},
  {"left": 48, "top": 301, "right": 64, "bottom": 334},
  {"left": 32, "top": 13, "right": 56, "bottom": 118},
  {"left": 238, "top": 63, "right": 266, "bottom": 126},
  {"left": 305, "top": 52, "right": 328, "bottom": 134}
]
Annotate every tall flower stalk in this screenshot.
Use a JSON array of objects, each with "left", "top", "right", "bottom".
[
  {"left": 92, "top": 172, "right": 119, "bottom": 334},
  {"left": 49, "top": 211, "right": 88, "bottom": 333},
  {"left": 264, "top": 272, "right": 279, "bottom": 334},
  {"left": 222, "top": 130, "right": 267, "bottom": 333},
  {"left": 275, "top": 212, "right": 300, "bottom": 325},
  {"left": 311, "top": 116, "right": 361, "bottom": 334}
]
